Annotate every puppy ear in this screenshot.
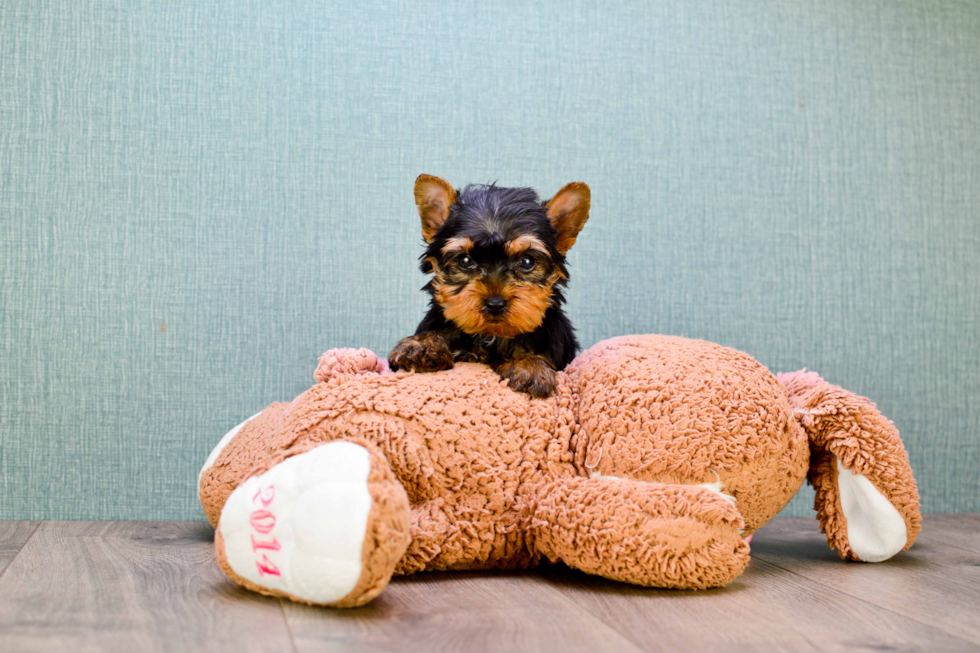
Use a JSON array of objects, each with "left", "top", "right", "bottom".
[
  {"left": 546, "top": 182, "right": 591, "bottom": 254},
  {"left": 415, "top": 175, "right": 457, "bottom": 243}
]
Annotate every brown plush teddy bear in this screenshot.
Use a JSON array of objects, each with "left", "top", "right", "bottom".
[{"left": 198, "top": 335, "right": 920, "bottom": 607}]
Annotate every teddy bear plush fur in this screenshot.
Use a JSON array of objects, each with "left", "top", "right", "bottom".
[{"left": 198, "top": 335, "right": 920, "bottom": 607}]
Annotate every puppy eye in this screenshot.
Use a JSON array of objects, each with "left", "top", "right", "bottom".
[
  {"left": 457, "top": 255, "right": 477, "bottom": 270},
  {"left": 519, "top": 255, "right": 536, "bottom": 271}
]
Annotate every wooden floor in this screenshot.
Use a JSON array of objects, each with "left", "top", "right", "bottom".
[{"left": 0, "top": 515, "right": 977, "bottom": 652}]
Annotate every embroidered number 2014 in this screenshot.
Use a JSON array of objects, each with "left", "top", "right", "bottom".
[{"left": 249, "top": 485, "right": 281, "bottom": 576}]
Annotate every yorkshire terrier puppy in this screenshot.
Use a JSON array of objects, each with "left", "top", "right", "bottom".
[{"left": 389, "top": 175, "right": 591, "bottom": 398}]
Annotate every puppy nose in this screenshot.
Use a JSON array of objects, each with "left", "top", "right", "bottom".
[{"left": 484, "top": 296, "right": 508, "bottom": 315}]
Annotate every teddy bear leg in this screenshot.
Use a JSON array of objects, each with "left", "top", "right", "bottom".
[
  {"left": 199, "top": 404, "right": 293, "bottom": 528},
  {"left": 529, "top": 477, "right": 750, "bottom": 590},
  {"left": 214, "top": 439, "right": 411, "bottom": 607},
  {"left": 381, "top": 501, "right": 459, "bottom": 575},
  {"left": 779, "top": 371, "right": 921, "bottom": 562}
]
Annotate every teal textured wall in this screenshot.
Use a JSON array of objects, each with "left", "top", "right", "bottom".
[{"left": 2, "top": 1, "right": 978, "bottom": 520}]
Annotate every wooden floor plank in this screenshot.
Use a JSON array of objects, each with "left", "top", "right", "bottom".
[
  {"left": 1, "top": 517, "right": 978, "bottom": 651},
  {"left": 537, "top": 558, "right": 976, "bottom": 653},
  {"left": 750, "top": 515, "right": 980, "bottom": 646},
  {"left": 921, "top": 513, "right": 980, "bottom": 553},
  {"left": 0, "top": 521, "right": 295, "bottom": 653},
  {"left": 0, "top": 521, "right": 40, "bottom": 575},
  {"left": 282, "top": 570, "right": 644, "bottom": 653}
]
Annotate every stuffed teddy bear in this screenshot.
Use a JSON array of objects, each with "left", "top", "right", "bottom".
[{"left": 198, "top": 335, "right": 920, "bottom": 608}]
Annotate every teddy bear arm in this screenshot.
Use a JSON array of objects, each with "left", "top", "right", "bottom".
[{"left": 528, "top": 477, "right": 750, "bottom": 589}]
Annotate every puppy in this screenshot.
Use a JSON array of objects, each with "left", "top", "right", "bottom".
[{"left": 388, "top": 175, "right": 590, "bottom": 398}]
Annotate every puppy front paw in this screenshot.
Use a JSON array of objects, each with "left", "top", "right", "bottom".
[
  {"left": 388, "top": 333, "right": 454, "bottom": 373},
  {"left": 496, "top": 356, "right": 556, "bottom": 398}
]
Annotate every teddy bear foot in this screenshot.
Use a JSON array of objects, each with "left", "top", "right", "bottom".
[{"left": 214, "top": 440, "right": 411, "bottom": 607}]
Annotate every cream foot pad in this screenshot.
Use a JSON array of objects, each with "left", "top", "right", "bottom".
[{"left": 218, "top": 441, "right": 373, "bottom": 604}]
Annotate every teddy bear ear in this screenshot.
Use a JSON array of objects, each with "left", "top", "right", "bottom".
[
  {"left": 546, "top": 182, "right": 591, "bottom": 255},
  {"left": 315, "top": 348, "right": 391, "bottom": 383},
  {"left": 414, "top": 175, "right": 457, "bottom": 243}
]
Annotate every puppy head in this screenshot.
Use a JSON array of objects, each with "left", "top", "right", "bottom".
[{"left": 414, "top": 175, "right": 590, "bottom": 338}]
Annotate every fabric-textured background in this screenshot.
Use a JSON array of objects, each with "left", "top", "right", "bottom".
[{"left": 2, "top": 0, "right": 978, "bottom": 520}]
